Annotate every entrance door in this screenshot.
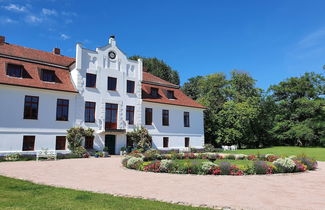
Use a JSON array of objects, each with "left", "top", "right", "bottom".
[
  {"left": 105, "top": 135, "right": 116, "bottom": 155},
  {"left": 105, "top": 103, "right": 118, "bottom": 130}
]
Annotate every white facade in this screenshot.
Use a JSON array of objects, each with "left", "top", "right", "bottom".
[{"left": 0, "top": 37, "right": 205, "bottom": 155}]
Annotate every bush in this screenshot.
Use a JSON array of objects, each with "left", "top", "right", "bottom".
[
  {"left": 273, "top": 158, "right": 296, "bottom": 173},
  {"left": 201, "top": 161, "right": 218, "bottom": 174},
  {"left": 143, "top": 149, "right": 161, "bottom": 161},
  {"left": 5, "top": 153, "right": 21, "bottom": 161},
  {"left": 126, "top": 126, "right": 152, "bottom": 151},
  {"left": 204, "top": 144, "right": 216, "bottom": 152},
  {"left": 296, "top": 155, "right": 318, "bottom": 170},
  {"left": 235, "top": 154, "right": 246, "bottom": 160},
  {"left": 177, "top": 160, "right": 201, "bottom": 174},
  {"left": 219, "top": 162, "right": 232, "bottom": 175},
  {"left": 122, "top": 155, "right": 133, "bottom": 167},
  {"left": 247, "top": 154, "right": 257, "bottom": 160},
  {"left": 143, "top": 161, "right": 161, "bottom": 172},
  {"left": 128, "top": 150, "right": 145, "bottom": 159},
  {"left": 159, "top": 160, "right": 174, "bottom": 172},
  {"left": 224, "top": 154, "right": 236, "bottom": 160},
  {"left": 294, "top": 160, "right": 307, "bottom": 172},
  {"left": 254, "top": 161, "right": 274, "bottom": 174},
  {"left": 183, "top": 153, "right": 196, "bottom": 159},
  {"left": 66, "top": 127, "right": 94, "bottom": 153},
  {"left": 126, "top": 157, "right": 143, "bottom": 169},
  {"left": 73, "top": 146, "right": 87, "bottom": 157},
  {"left": 265, "top": 154, "right": 279, "bottom": 162}
]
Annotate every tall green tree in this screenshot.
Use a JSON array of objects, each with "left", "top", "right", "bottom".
[
  {"left": 129, "top": 56, "right": 180, "bottom": 85},
  {"left": 182, "top": 76, "right": 203, "bottom": 100},
  {"left": 269, "top": 72, "right": 325, "bottom": 146}
]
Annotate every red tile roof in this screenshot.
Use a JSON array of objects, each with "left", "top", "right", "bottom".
[
  {"left": 0, "top": 43, "right": 75, "bottom": 67},
  {"left": 142, "top": 72, "right": 206, "bottom": 109},
  {"left": 0, "top": 42, "right": 77, "bottom": 93}
]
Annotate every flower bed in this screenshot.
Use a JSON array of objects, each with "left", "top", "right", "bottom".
[{"left": 122, "top": 149, "right": 318, "bottom": 176}]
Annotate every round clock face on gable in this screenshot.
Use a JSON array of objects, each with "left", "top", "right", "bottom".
[{"left": 108, "top": 51, "right": 116, "bottom": 59}]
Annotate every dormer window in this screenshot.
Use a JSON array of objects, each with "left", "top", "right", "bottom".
[
  {"left": 167, "top": 90, "right": 175, "bottom": 99},
  {"left": 151, "top": 88, "right": 159, "bottom": 98},
  {"left": 41, "top": 69, "right": 56, "bottom": 82},
  {"left": 6, "top": 64, "right": 24, "bottom": 78}
]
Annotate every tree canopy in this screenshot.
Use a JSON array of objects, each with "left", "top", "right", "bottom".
[{"left": 129, "top": 56, "right": 180, "bottom": 85}]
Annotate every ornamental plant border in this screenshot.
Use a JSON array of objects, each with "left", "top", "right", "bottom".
[{"left": 122, "top": 150, "right": 318, "bottom": 176}]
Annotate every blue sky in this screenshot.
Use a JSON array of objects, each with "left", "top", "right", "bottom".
[{"left": 1, "top": 0, "right": 325, "bottom": 90}]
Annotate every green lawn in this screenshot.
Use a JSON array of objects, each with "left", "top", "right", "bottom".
[
  {"left": 0, "top": 176, "right": 208, "bottom": 210},
  {"left": 224, "top": 146, "right": 325, "bottom": 161}
]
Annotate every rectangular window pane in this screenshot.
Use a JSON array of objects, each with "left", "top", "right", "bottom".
[
  {"left": 24, "top": 96, "right": 39, "bottom": 120},
  {"left": 85, "top": 102, "right": 96, "bottom": 123},
  {"left": 85, "top": 136, "right": 94, "bottom": 149},
  {"left": 167, "top": 90, "right": 175, "bottom": 99},
  {"left": 185, "top": 137, "right": 190, "bottom": 147},
  {"left": 127, "top": 80, "right": 135, "bottom": 93},
  {"left": 86, "top": 73, "right": 97, "bottom": 88},
  {"left": 7, "top": 64, "right": 23, "bottom": 77},
  {"left": 22, "top": 136, "right": 35, "bottom": 151},
  {"left": 56, "top": 136, "right": 66, "bottom": 150},
  {"left": 107, "top": 77, "right": 117, "bottom": 91},
  {"left": 56, "top": 99, "right": 69, "bottom": 121},
  {"left": 145, "top": 108, "right": 152, "bottom": 125},
  {"left": 163, "top": 137, "right": 169, "bottom": 148},
  {"left": 41, "top": 69, "right": 56, "bottom": 82},
  {"left": 162, "top": 110, "right": 169, "bottom": 126},
  {"left": 105, "top": 103, "right": 118, "bottom": 129},
  {"left": 184, "top": 112, "right": 190, "bottom": 127},
  {"left": 126, "top": 106, "right": 135, "bottom": 125},
  {"left": 151, "top": 88, "right": 159, "bottom": 98}
]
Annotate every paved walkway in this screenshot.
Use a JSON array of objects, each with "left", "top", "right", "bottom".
[{"left": 0, "top": 157, "right": 324, "bottom": 210}]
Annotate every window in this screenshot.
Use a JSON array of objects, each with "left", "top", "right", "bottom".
[
  {"left": 150, "top": 88, "right": 159, "bottom": 98},
  {"left": 105, "top": 103, "right": 118, "bottom": 129},
  {"left": 167, "top": 90, "right": 175, "bottom": 99},
  {"left": 107, "top": 77, "right": 117, "bottom": 91},
  {"left": 85, "top": 136, "right": 94, "bottom": 149},
  {"left": 56, "top": 99, "right": 69, "bottom": 121},
  {"left": 163, "top": 137, "right": 169, "bottom": 148},
  {"left": 184, "top": 112, "right": 190, "bottom": 127},
  {"left": 6, "top": 63, "right": 23, "bottom": 77},
  {"left": 22, "top": 136, "right": 35, "bottom": 151},
  {"left": 185, "top": 137, "right": 190, "bottom": 147},
  {"left": 85, "top": 102, "right": 96, "bottom": 123},
  {"left": 86, "top": 73, "right": 96, "bottom": 88},
  {"left": 56, "top": 136, "right": 66, "bottom": 150},
  {"left": 126, "top": 106, "right": 135, "bottom": 125},
  {"left": 145, "top": 108, "right": 153, "bottom": 125},
  {"left": 162, "top": 110, "right": 169, "bottom": 126},
  {"left": 126, "top": 136, "right": 133, "bottom": 148},
  {"left": 41, "top": 69, "right": 56, "bottom": 82},
  {"left": 127, "top": 80, "right": 135, "bottom": 93},
  {"left": 24, "top": 96, "right": 39, "bottom": 120}
]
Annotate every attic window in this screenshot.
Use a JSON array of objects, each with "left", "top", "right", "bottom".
[
  {"left": 150, "top": 88, "right": 159, "bottom": 98},
  {"left": 6, "top": 64, "right": 25, "bottom": 78},
  {"left": 167, "top": 90, "right": 175, "bottom": 99},
  {"left": 41, "top": 69, "right": 56, "bottom": 82}
]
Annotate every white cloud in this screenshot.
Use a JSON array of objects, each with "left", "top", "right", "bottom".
[
  {"left": 0, "top": 17, "right": 16, "bottom": 24},
  {"left": 42, "top": 8, "right": 57, "bottom": 16},
  {"left": 3, "top": 4, "right": 26, "bottom": 12},
  {"left": 25, "top": 15, "right": 42, "bottom": 24},
  {"left": 60, "top": 33, "right": 70, "bottom": 40}
]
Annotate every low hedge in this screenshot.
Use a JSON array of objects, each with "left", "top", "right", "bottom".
[{"left": 122, "top": 150, "right": 318, "bottom": 176}]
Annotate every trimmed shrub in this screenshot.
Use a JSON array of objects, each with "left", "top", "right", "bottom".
[
  {"left": 265, "top": 154, "right": 279, "bottom": 162},
  {"left": 219, "top": 162, "right": 232, "bottom": 175},
  {"left": 122, "top": 155, "right": 133, "bottom": 167},
  {"left": 247, "top": 154, "right": 257, "bottom": 160},
  {"left": 224, "top": 154, "right": 236, "bottom": 160},
  {"left": 74, "top": 146, "right": 87, "bottom": 157},
  {"left": 235, "top": 154, "right": 246, "bottom": 160},
  {"left": 254, "top": 161, "right": 273, "bottom": 174},
  {"left": 201, "top": 162, "right": 218, "bottom": 174},
  {"left": 144, "top": 161, "right": 161, "bottom": 172},
  {"left": 296, "top": 155, "right": 318, "bottom": 170},
  {"left": 294, "top": 160, "right": 307, "bottom": 172},
  {"left": 143, "top": 149, "right": 161, "bottom": 161},
  {"left": 204, "top": 144, "right": 216, "bottom": 152},
  {"left": 273, "top": 158, "right": 296, "bottom": 173},
  {"left": 126, "top": 157, "right": 143, "bottom": 169},
  {"left": 159, "top": 160, "right": 174, "bottom": 172},
  {"left": 177, "top": 160, "right": 201, "bottom": 174}
]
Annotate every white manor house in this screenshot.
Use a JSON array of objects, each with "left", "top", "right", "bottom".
[{"left": 0, "top": 35, "right": 205, "bottom": 155}]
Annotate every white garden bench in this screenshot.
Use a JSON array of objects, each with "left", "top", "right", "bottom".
[{"left": 36, "top": 150, "right": 57, "bottom": 161}]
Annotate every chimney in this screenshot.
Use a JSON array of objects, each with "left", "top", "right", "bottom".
[
  {"left": 53, "top": 48, "right": 60, "bottom": 55},
  {"left": 109, "top": 35, "right": 116, "bottom": 46},
  {"left": 0, "top": 36, "right": 5, "bottom": 44}
]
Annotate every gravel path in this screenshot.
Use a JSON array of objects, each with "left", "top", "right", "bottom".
[{"left": 0, "top": 157, "right": 324, "bottom": 210}]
